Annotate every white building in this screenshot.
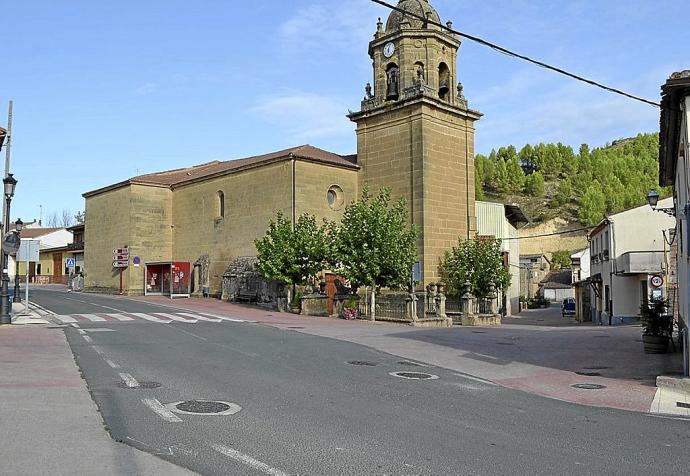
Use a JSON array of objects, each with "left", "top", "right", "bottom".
[
  {"left": 588, "top": 198, "right": 675, "bottom": 325},
  {"left": 476, "top": 202, "right": 528, "bottom": 316},
  {"left": 571, "top": 248, "right": 591, "bottom": 284},
  {"left": 658, "top": 69, "right": 690, "bottom": 376}
]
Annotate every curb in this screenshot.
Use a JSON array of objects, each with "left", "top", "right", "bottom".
[{"left": 656, "top": 375, "right": 690, "bottom": 393}]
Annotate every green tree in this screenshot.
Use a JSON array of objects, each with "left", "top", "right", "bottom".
[
  {"left": 334, "top": 187, "right": 418, "bottom": 320},
  {"left": 551, "top": 250, "right": 572, "bottom": 270},
  {"left": 255, "top": 212, "right": 330, "bottom": 302},
  {"left": 505, "top": 156, "right": 526, "bottom": 195},
  {"left": 524, "top": 171, "right": 545, "bottom": 197},
  {"left": 578, "top": 185, "right": 606, "bottom": 226},
  {"left": 554, "top": 179, "right": 572, "bottom": 206},
  {"left": 475, "top": 171, "right": 486, "bottom": 200},
  {"left": 440, "top": 237, "right": 511, "bottom": 299}
]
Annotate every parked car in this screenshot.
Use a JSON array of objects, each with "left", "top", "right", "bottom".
[{"left": 562, "top": 298, "right": 576, "bottom": 317}]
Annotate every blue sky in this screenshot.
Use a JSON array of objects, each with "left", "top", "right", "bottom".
[{"left": 1, "top": 0, "right": 687, "bottom": 223}]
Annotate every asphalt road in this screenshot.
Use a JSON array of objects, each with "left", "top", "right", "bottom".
[{"left": 31, "top": 288, "right": 690, "bottom": 475}]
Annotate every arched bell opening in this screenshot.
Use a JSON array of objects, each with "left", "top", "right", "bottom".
[
  {"left": 386, "top": 63, "right": 400, "bottom": 100},
  {"left": 438, "top": 62, "right": 451, "bottom": 101}
]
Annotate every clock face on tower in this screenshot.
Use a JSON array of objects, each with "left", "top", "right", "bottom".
[{"left": 383, "top": 42, "right": 395, "bottom": 58}]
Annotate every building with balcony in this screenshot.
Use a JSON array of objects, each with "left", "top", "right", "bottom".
[
  {"left": 588, "top": 198, "right": 675, "bottom": 325},
  {"left": 519, "top": 253, "right": 550, "bottom": 299}
]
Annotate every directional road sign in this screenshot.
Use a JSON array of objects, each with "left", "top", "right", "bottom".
[{"left": 113, "top": 261, "right": 129, "bottom": 269}]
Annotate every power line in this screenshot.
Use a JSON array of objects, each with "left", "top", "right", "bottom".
[
  {"left": 499, "top": 226, "right": 594, "bottom": 241},
  {"left": 371, "top": 0, "right": 661, "bottom": 108}
]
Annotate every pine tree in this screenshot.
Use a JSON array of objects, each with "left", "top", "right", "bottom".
[
  {"left": 578, "top": 185, "right": 606, "bottom": 226},
  {"left": 524, "top": 171, "right": 545, "bottom": 197}
]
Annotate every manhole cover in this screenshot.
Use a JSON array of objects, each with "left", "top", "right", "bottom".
[
  {"left": 583, "top": 366, "right": 609, "bottom": 370},
  {"left": 390, "top": 371, "right": 439, "bottom": 380},
  {"left": 348, "top": 360, "right": 377, "bottom": 366},
  {"left": 472, "top": 331, "right": 487, "bottom": 334},
  {"left": 117, "top": 381, "right": 162, "bottom": 389},
  {"left": 168, "top": 400, "right": 242, "bottom": 416},
  {"left": 594, "top": 335, "right": 611, "bottom": 338},
  {"left": 287, "top": 327, "right": 305, "bottom": 329},
  {"left": 397, "top": 361, "right": 425, "bottom": 367},
  {"left": 571, "top": 383, "right": 607, "bottom": 390},
  {"left": 576, "top": 371, "right": 602, "bottom": 377},
  {"left": 496, "top": 342, "right": 515, "bottom": 346}
]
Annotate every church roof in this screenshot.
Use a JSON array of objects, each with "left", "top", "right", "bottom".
[
  {"left": 83, "top": 145, "right": 358, "bottom": 197},
  {"left": 386, "top": 0, "right": 442, "bottom": 32}
]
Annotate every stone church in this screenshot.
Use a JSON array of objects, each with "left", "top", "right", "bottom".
[{"left": 83, "top": 0, "right": 482, "bottom": 296}]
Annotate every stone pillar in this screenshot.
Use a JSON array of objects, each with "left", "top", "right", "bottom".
[
  {"left": 488, "top": 282, "right": 498, "bottom": 315},
  {"left": 435, "top": 282, "right": 447, "bottom": 318},
  {"left": 427, "top": 283, "right": 438, "bottom": 314},
  {"left": 461, "top": 281, "right": 474, "bottom": 317},
  {"left": 407, "top": 284, "right": 418, "bottom": 322}
]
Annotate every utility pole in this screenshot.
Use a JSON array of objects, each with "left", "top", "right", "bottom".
[{"left": 2, "top": 101, "right": 12, "bottom": 234}]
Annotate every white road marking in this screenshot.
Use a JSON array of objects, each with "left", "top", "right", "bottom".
[
  {"left": 197, "top": 312, "right": 247, "bottom": 323},
  {"left": 76, "top": 313, "right": 107, "bottom": 322},
  {"left": 92, "top": 346, "right": 105, "bottom": 355},
  {"left": 175, "top": 312, "right": 221, "bottom": 323},
  {"left": 119, "top": 373, "right": 140, "bottom": 388},
  {"left": 82, "top": 335, "right": 94, "bottom": 344},
  {"left": 105, "top": 359, "right": 120, "bottom": 369},
  {"left": 129, "top": 313, "right": 171, "bottom": 323},
  {"left": 70, "top": 323, "right": 80, "bottom": 329},
  {"left": 167, "top": 325, "right": 208, "bottom": 341},
  {"left": 106, "top": 313, "right": 135, "bottom": 321},
  {"left": 142, "top": 398, "right": 183, "bottom": 423},
  {"left": 85, "top": 328, "right": 116, "bottom": 333},
  {"left": 54, "top": 315, "right": 78, "bottom": 323},
  {"left": 211, "top": 444, "right": 290, "bottom": 476},
  {"left": 162, "top": 313, "right": 198, "bottom": 323},
  {"left": 77, "top": 329, "right": 87, "bottom": 335}
]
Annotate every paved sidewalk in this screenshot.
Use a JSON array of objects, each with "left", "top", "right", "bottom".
[
  {"left": 0, "top": 325, "right": 194, "bottom": 475},
  {"left": 126, "top": 295, "right": 685, "bottom": 415}
]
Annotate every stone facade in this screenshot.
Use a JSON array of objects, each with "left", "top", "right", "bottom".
[
  {"left": 84, "top": 149, "right": 358, "bottom": 296},
  {"left": 349, "top": 2, "right": 481, "bottom": 283},
  {"left": 82, "top": 0, "right": 480, "bottom": 295}
]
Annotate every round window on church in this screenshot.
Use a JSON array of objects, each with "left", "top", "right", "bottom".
[{"left": 326, "top": 185, "right": 344, "bottom": 210}]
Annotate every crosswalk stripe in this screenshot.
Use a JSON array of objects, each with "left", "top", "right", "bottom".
[
  {"left": 129, "top": 313, "right": 171, "bottom": 323},
  {"left": 196, "top": 311, "right": 246, "bottom": 323},
  {"left": 105, "top": 313, "right": 135, "bottom": 321},
  {"left": 150, "top": 313, "right": 197, "bottom": 323},
  {"left": 76, "top": 314, "right": 107, "bottom": 322},
  {"left": 175, "top": 312, "right": 221, "bottom": 323},
  {"left": 54, "top": 315, "right": 78, "bottom": 323}
]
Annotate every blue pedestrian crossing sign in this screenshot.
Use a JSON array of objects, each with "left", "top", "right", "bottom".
[{"left": 65, "top": 258, "right": 76, "bottom": 268}]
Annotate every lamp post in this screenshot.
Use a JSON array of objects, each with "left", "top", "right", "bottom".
[
  {"left": 0, "top": 173, "right": 17, "bottom": 324},
  {"left": 12, "top": 218, "right": 22, "bottom": 303},
  {"left": 647, "top": 190, "right": 675, "bottom": 216}
]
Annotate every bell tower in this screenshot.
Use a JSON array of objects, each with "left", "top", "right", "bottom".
[{"left": 349, "top": 0, "right": 482, "bottom": 284}]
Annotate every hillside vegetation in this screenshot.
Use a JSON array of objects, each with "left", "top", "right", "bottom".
[{"left": 475, "top": 133, "right": 669, "bottom": 226}]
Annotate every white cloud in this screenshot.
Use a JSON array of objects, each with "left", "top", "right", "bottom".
[
  {"left": 135, "top": 82, "right": 158, "bottom": 95},
  {"left": 250, "top": 91, "right": 354, "bottom": 143},
  {"left": 279, "top": 0, "right": 378, "bottom": 54}
]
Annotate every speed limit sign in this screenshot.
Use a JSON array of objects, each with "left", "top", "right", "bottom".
[{"left": 650, "top": 275, "right": 664, "bottom": 288}]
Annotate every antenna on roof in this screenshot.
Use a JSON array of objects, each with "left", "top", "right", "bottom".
[{"left": 39, "top": 204, "right": 42, "bottom": 226}]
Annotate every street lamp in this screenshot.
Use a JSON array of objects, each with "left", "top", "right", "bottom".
[
  {"left": 647, "top": 190, "right": 675, "bottom": 216},
  {"left": 12, "top": 218, "right": 22, "bottom": 303},
  {"left": 0, "top": 173, "right": 17, "bottom": 324}
]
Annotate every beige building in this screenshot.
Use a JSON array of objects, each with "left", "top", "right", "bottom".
[
  {"left": 588, "top": 198, "right": 675, "bottom": 325},
  {"left": 83, "top": 0, "right": 482, "bottom": 295}
]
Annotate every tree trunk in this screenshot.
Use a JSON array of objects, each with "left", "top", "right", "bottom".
[{"left": 370, "top": 283, "right": 376, "bottom": 321}]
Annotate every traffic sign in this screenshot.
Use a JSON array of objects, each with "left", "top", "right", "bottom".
[
  {"left": 66, "top": 258, "right": 76, "bottom": 268},
  {"left": 113, "top": 254, "right": 129, "bottom": 261},
  {"left": 113, "top": 248, "right": 129, "bottom": 255},
  {"left": 2, "top": 232, "right": 21, "bottom": 256},
  {"left": 650, "top": 274, "right": 664, "bottom": 289},
  {"left": 113, "top": 261, "right": 128, "bottom": 269}
]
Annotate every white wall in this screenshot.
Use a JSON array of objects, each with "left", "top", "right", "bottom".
[{"left": 38, "top": 229, "right": 72, "bottom": 250}]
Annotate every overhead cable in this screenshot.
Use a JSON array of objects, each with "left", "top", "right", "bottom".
[{"left": 371, "top": 0, "right": 661, "bottom": 108}]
